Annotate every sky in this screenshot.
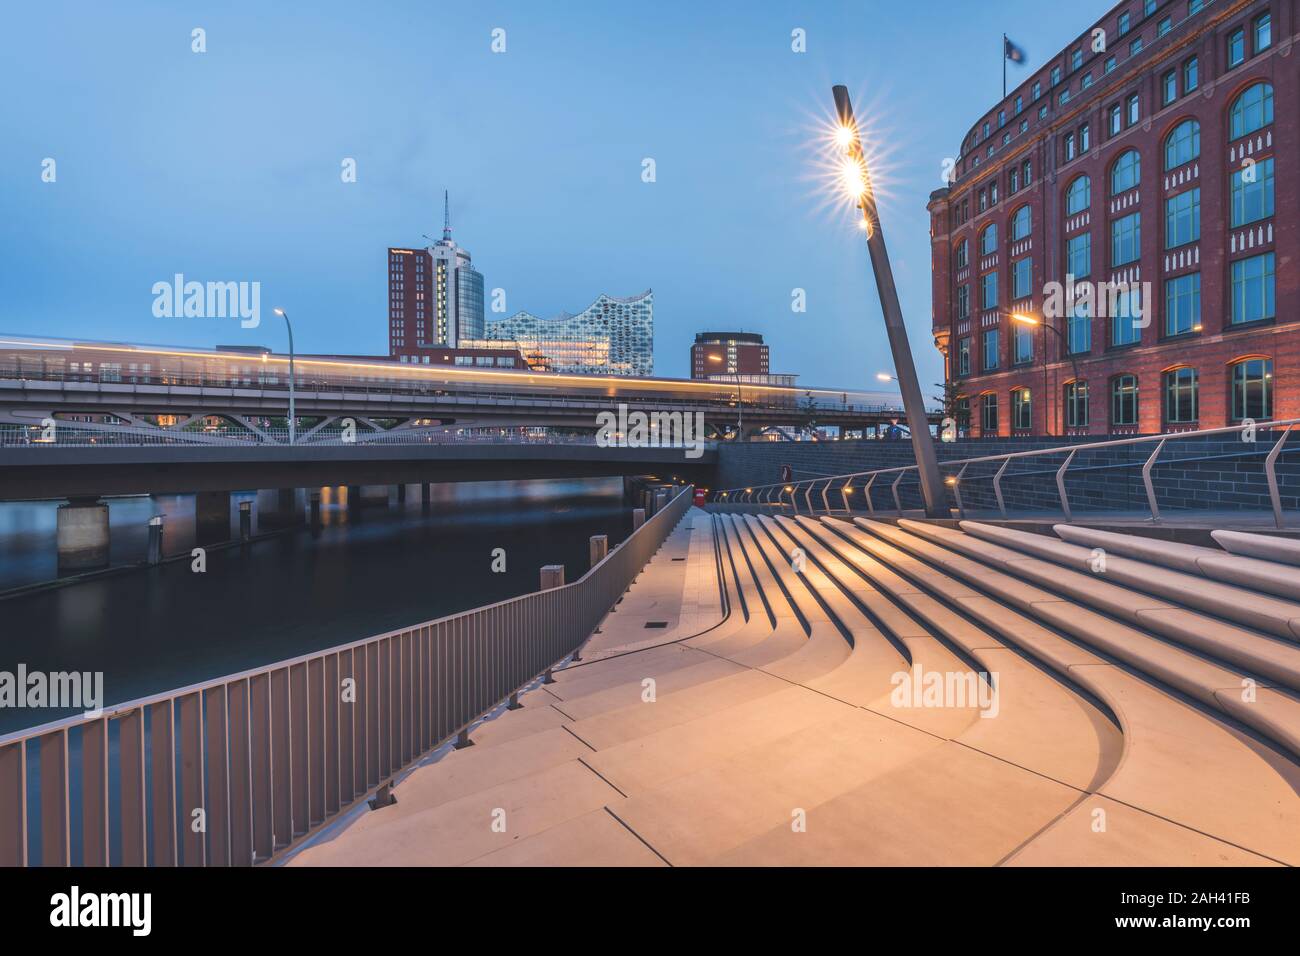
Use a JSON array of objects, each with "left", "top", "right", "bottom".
[{"left": 0, "top": 0, "right": 1110, "bottom": 394}]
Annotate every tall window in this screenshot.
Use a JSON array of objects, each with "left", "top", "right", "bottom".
[
  {"left": 1228, "top": 28, "right": 1245, "bottom": 68},
  {"left": 980, "top": 223, "right": 998, "bottom": 255},
  {"left": 1111, "top": 150, "right": 1140, "bottom": 194},
  {"left": 1162, "top": 71, "right": 1177, "bottom": 106},
  {"left": 1165, "top": 188, "right": 1201, "bottom": 248},
  {"left": 1183, "top": 57, "right": 1199, "bottom": 93},
  {"left": 1014, "top": 322, "right": 1034, "bottom": 363},
  {"left": 1256, "top": 13, "right": 1272, "bottom": 52},
  {"left": 1127, "top": 94, "right": 1140, "bottom": 126},
  {"left": 1012, "top": 257, "right": 1033, "bottom": 300},
  {"left": 982, "top": 328, "right": 1000, "bottom": 370},
  {"left": 1231, "top": 156, "right": 1274, "bottom": 227},
  {"left": 1067, "top": 302, "right": 1091, "bottom": 355},
  {"left": 1109, "top": 103, "right": 1122, "bottom": 135},
  {"left": 1066, "top": 232, "right": 1092, "bottom": 279},
  {"left": 957, "top": 337, "right": 971, "bottom": 376},
  {"left": 1111, "top": 212, "right": 1141, "bottom": 267},
  {"left": 954, "top": 238, "right": 969, "bottom": 270},
  {"left": 1111, "top": 287, "right": 1143, "bottom": 347},
  {"left": 1230, "top": 252, "right": 1276, "bottom": 325},
  {"left": 1111, "top": 375, "right": 1139, "bottom": 426},
  {"left": 1230, "top": 358, "right": 1273, "bottom": 421},
  {"left": 1164, "top": 367, "right": 1199, "bottom": 423},
  {"left": 1230, "top": 83, "right": 1274, "bottom": 139},
  {"left": 1164, "top": 119, "right": 1200, "bottom": 170},
  {"left": 1066, "top": 175, "right": 1090, "bottom": 215},
  {"left": 1012, "top": 388, "right": 1033, "bottom": 430},
  {"left": 1164, "top": 272, "right": 1201, "bottom": 337},
  {"left": 981, "top": 392, "right": 999, "bottom": 433},
  {"left": 1064, "top": 381, "right": 1089, "bottom": 428},
  {"left": 1010, "top": 205, "right": 1032, "bottom": 241},
  {"left": 981, "top": 271, "right": 999, "bottom": 310},
  {"left": 956, "top": 284, "right": 970, "bottom": 320}
]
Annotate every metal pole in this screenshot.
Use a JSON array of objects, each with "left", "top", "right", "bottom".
[
  {"left": 275, "top": 308, "right": 296, "bottom": 446},
  {"left": 834, "top": 86, "right": 944, "bottom": 517}
]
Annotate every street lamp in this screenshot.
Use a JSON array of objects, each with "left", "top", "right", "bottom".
[
  {"left": 707, "top": 354, "right": 743, "bottom": 439},
  {"left": 1008, "top": 311, "right": 1079, "bottom": 436},
  {"left": 272, "top": 307, "right": 296, "bottom": 445},
  {"left": 833, "top": 85, "right": 945, "bottom": 517}
]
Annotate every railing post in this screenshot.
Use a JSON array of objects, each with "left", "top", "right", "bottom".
[
  {"left": 952, "top": 463, "right": 968, "bottom": 520},
  {"left": 993, "top": 457, "right": 1011, "bottom": 518},
  {"left": 891, "top": 472, "right": 905, "bottom": 512},
  {"left": 1055, "top": 449, "right": 1077, "bottom": 521},
  {"left": 1265, "top": 424, "right": 1293, "bottom": 529},
  {"left": 1142, "top": 438, "right": 1167, "bottom": 522},
  {"left": 864, "top": 473, "right": 877, "bottom": 515}
]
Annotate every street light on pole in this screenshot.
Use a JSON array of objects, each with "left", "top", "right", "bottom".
[
  {"left": 1008, "top": 311, "right": 1079, "bottom": 436},
  {"left": 272, "top": 307, "right": 296, "bottom": 445},
  {"left": 707, "top": 354, "right": 743, "bottom": 439},
  {"left": 832, "top": 85, "right": 945, "bottom": 517}
]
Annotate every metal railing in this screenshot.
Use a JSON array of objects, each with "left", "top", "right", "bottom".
[
  {"left": 711, "top": 419, "right": 1300, "bottom": 528},
  {"left": 0, "top": 485, "right": 693, "bottom": 866}
]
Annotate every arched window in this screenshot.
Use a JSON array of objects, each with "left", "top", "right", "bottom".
[
  {"left": 980, "top": 223, "right": 998, "bottom": 255},
  {"left": 1111, "top": 149, "right": 1140, "bottom": 194},
  {"left": 1164, "top": 367, "right": 1199, "bottom": 424},
  {"left": 1012, "top": 387, "right": 1033, "bottom": 430},
  {"left": 1065, "top": 175, "right": 1091, "bottom": 215},
  {"left": 1229, "top": 357, "right": 1273, "bottom": 421},
  {"left": 1164, "top": 119, "right": 1200, "bottom": 170},
  {"left": 1111, "top": 374, "right": 1138, "bottom": 426},
  {"left": 1009, "top": 205, "right": 1032, "bottom": 241},
  {"left": 1230, "top": 83, "right": 1273, "bottom": 140},
  {"left": 954, "top": 238, "right": 969, "bottom": 270}
]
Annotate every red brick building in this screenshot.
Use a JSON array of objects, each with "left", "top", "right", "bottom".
[
  {"left": 929, "top": 0, "right": 1293, "bottom": 437},
  {"left": 689, "top": 332, "right": 770, "bottom": 379}
]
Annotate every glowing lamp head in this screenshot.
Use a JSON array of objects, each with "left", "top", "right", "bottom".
[
  {"left": 273, "top": 307, "right": 285, "bottom": 316},
  {"left": 1010, "top": 312, "right": 1039, "bottom": 326},
  {"left": 835, "top": 124, "right": 857, "bottom": 150},
  {"left": 840, "top": 159, "right": 868, "bottom": 199},
  {"left": 876, "top": 373, "right": 893, "bottom": 382}
]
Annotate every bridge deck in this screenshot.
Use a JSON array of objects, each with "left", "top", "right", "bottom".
[{"left": 288, "top": 508, "right": 1300, "bottom": 866}]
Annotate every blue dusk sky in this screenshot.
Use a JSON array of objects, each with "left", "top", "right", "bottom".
[{"left": 0, "top": 0, "right": 1109, "bottom": 392}]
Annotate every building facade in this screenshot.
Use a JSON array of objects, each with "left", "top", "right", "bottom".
[
  {"left": 387, "top": 195, "right": 484, "bottom": 358},
  {"left": 689, "top": 331, "right": 771, "bottom": 379},
  {"left": 929, "top": 0, "right": 1292, "bottom": 438},
  {"left": 466, "top": 290, "right": 654, "bottom": 376}
]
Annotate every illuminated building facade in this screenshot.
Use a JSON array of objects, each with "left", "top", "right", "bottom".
[{"left": 467, "top": 290, "right": 654, "bottom": 376}]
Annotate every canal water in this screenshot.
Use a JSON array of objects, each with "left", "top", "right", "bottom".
[{"left": 0, "top": 478, "right": 635, "bottom": 736}]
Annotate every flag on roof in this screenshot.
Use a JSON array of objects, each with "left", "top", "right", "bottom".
[{"left": 1004, "top": 36, "right": 1027, "bottom": 64}]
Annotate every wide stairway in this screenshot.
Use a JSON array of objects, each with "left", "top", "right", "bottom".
[{"left": 289, "top": 509, "right": 1300, "bottom": 866}]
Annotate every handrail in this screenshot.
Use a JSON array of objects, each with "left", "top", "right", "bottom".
[
  {"left": 711, "top": 418, "right": 1300, "bottom": 527},
  {"left": 0, "top": 485, "right": 694, "bottom": 866}
]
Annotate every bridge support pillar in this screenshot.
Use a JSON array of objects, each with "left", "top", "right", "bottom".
[
  {"left": 257, "top": 488, "right": 302, "bottom": 529},
  {"left": 420, "top": 483, "right": 431, "bottom": 508},
  {"left": 195, "top": 491, "right": 232, "bottom": 544},
  {"left": 57, "top": 497, "right": 109, "bottom": 571}
]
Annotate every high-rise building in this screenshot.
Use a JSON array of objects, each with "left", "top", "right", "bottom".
[
  {"left": 388, "top": 192, "right": 484, "bottom": 358},
  {"left": 690, "top": 332, "right": 770, "bottom": 379},
  {"left": 466, "top": 290, "right": 654, "bottom": 376},
  {"left": 929, "top": 0, "right": 1292, "bottom": 438}
]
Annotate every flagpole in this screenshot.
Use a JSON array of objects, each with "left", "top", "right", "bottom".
[{"left": 1002, "top": 33, "right": 1007, "bottom": 98}]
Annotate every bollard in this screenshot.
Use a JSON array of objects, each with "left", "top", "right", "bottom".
[
  {"left": 632, "top": 508, "right": 646, "bottom": 530},
  {"left": 540, "top": 565, "right": 565, "bottom": 590},
  {"left": 507, "top": 690, "right": 523, "bottom": 711},
  {"left": 147, "top": 514, "right": 164, "bottom": 565},
  {"left": 239, "top": 500, "right": 252, "bottom": 541},
  {"left": 589, "top": 534, "right": 609, "bottom": 569},
  {"left": 454, "top": 728, "right": 475, "bottom": 750}
]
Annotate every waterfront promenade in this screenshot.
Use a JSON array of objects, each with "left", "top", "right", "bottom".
[{"left": 290, "top": 507, "right": 1300, "bottom": 866}]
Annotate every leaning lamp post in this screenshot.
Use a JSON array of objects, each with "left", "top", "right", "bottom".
[
  {"left": 833, "top": 85, "right": 945, "bottom": 517},
  {"left": 272, "top": 307, "right": 296, "bottom": 445}
]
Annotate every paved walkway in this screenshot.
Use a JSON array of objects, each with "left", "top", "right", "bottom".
[{"left": 290, "top": 507, "right": 1300, "bottom": 866}]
